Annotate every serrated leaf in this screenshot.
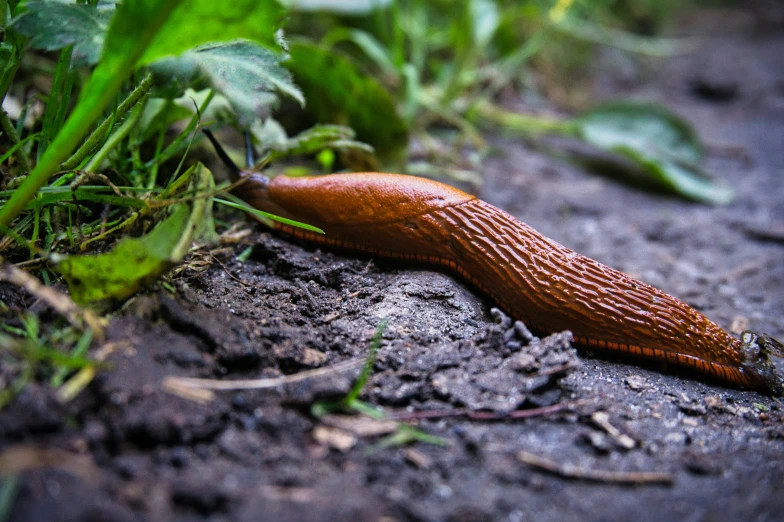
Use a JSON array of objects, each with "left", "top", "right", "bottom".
[
  {"left": 11, "top": 1, "right": 114, "bottom": 67},
  {"left": 10, "top": 0, "right": 287, "bottom": 68},
  {"left": 577, "top": 101, "right": 731, "bottom": 204},
  {"left": 150, "top": 40, "right": 303, "bottom": 126},
  {"left": 284, "top": 41, "right": 407, "bottom": 167},
  {"left": 140, "top": 0, "right": 286, "bottom": 65},
  {"left": 55, "top": 163, "right": 217, "bottom": 304},
  {"left": 0, "top": 0, "right": 183, "bottom": 230}
]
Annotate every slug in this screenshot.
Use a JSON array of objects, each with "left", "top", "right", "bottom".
[{"left": 204, "top": 132, "right": 783, "bottom": 395}]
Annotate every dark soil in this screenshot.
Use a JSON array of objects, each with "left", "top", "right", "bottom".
[{"left": 3, "top": 6, "right": 784, "bottom": 522}]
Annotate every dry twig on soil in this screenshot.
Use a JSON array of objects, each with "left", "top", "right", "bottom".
[
  {"left": 388, "top": 400, "right": 584, "bottom": 422},
  {"left": 0, "top": 259, "right": 104, "bottom": 337},
  {"left": 517, "top": 451, "right": 674, "bottom": 485}
]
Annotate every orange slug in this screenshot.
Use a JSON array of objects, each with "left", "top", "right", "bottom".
[{"left": 204, "top": 132, "right": 783, "bottom": 395}]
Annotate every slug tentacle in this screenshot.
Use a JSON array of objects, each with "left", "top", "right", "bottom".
[{"left": 223, "top": 168, "right": 782, "bottom": 395}]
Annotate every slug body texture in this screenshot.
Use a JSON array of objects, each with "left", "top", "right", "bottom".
[{"left": 237, "top": 172, "right": 782, "bottom": 394}]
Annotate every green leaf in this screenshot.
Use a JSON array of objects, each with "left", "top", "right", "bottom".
[
  {"left": 9, "top": 0, "right": 287, "bottom": 68},
  {"left": 150, "top": 40, "right": 303, "bottom": 126},
  {"left": 11, "top": 0, "right": 287, "bottom": 67},
  {"left": 140, "top": 0, "right": 286, "bottom": 66},
  {"left": 580, "top": 102, "right": 701, "bottom": 165},
  {"left": 280, "top": 0, "right": 391, "bottom": 14},
  {"left": 54, "top": 163, "right": 216, "bottom": 304},
  {"left": 610, "top": 146, "right": 733, "bottom": 205},
  {"left": 0, "top": 0, "right": 182, "bottom": 230},
  {"left": 323, "top": 28, "right": 399, "bottom": 80},
  {"left": 11, "top": 1, "right": 114, "bottom": 67},
  {"left": 284, "top": 41, "right": 408, "bottom": 167},
  {"left": 188, "top": 164, "right": 220, "bottom": 246},
  {"left": 0, "top": 0, "right": 290, "bottom": 229},
  {"left": 0, "top": 42, "right": 15, "bottom": 72},
  {"left": 577, "top": 101, "right": 732, "bottom": 204},
  {"left": 266, "top": 124, "right": 374, "bottom": 161},
  {"left": 469, "top": 0, "right": 500, "bottom": 48},
  {"left": 55, "top": 203, "right": 188, "bottom": 304},
  {"left": 215, "top": 195, "right": 324, "bottom": 234}
]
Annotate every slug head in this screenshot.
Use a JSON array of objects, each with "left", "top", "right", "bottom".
[{"left": 740, "top": 331, "right": 784, "bottom": 396}]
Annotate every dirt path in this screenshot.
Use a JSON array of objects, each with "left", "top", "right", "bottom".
[{"left": 2, "top": 6, "right": 784, "bottom": 522}]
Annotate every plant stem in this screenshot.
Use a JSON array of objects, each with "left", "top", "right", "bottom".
[
  {"left": 84, "top": 96, "right": 147, "bottom": 172},
  {"left": 0, "top": 108, "right": 32, "bottom": 171},
  {"left": 145, "top": 89, "right": 215, "bottom": 173},
  {"left": 60, "top": 74, "right": 154, "bottom": 171},
  {"left": 345, "top": 317, "right": 389, "bottom": 404},
  {"left": 472, "top": 101, "right": 580, "bottom": 138},
  {"left": 38, "top": 47, "right": 74, "bottom": 160}
]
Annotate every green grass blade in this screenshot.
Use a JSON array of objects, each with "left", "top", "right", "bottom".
[
  {"left": 0, "top": 0, "right": 182, "bottom": 230},
  {"left": 214, "top": 196, "right": 325, "bottom": 234}
]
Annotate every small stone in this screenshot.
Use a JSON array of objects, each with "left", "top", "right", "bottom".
[
  {"left": 300, "top": 347, "right": 328, "bottom": 367},
  {"left": 704, "top": 395, "right": 724, "bottom": 410},
  {"left": 505, "top": 340, "right": 522, "bottom": 351},
  {"left": 513, "top": 321, "right": 534, "bottom": 344},
  {"left": 581, "top": 430, "right": 612, "bottom": 454},
  {"left": 84, "top": 420, "right": 108, "bottom": 445},
  {"left": 664, "top": 431, "right": 687, "bottom": 446},
  {"left": 405, "top": 448, "right": 432, "bottom": 470},
  {"left": 312, "top": 425, "right": 357, "bottom": 452},
  {"left": 730, "top": 316, "right": 750, "bottom": 335},
  {"left": 490, "top": 308, "right": 512, "bottom": 328},
  {"left": 624, "top": 375, "right": 647, "bottom": 391},
  {"left": 508, "top": 353, "right": 537, "bottom": 372}
]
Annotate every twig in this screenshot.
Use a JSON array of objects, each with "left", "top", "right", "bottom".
[
  {"left": 718, "top": 256, "right": 770, "bottom": 283},
  {"left": 591, "top": 411, "right": 636, "bottom": 450},
  {"left": 69, "top": 171, "right": 124, "bottom": 197},
  {"left": 0, "top": 259, "right": 104, "bottom": 338},
  {"left": 517, "top": 451, "right": 674, "bottom": 485},
  {"left": 162, "top": 357, "right": 365, "bottom": 392},
  {"left": 741, "top": 225, "right": 784, "bottom": 245},
  {"left": 388, "top": 400, "right": 583, "bottom": 422},
  {"left": 209, "top": 253, "right": 264, "bottom": 290},
  {"left": 59, "top": 74, "right": 154, "bottom": 171}
]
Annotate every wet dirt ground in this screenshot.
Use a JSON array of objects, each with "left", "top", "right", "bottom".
[{"left": 2, "top": 6, "right": 784, "bottom": 522}]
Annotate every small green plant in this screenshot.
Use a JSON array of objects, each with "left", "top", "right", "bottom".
[
  {"left": 312, "top": 317, "right": 448, "bottom": 449},
  {"left": 0, "top": 0, "right": 330, "bottom": 406},
  {"left": 0, "top": 314, "right": 97, "bottom": 408}
]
